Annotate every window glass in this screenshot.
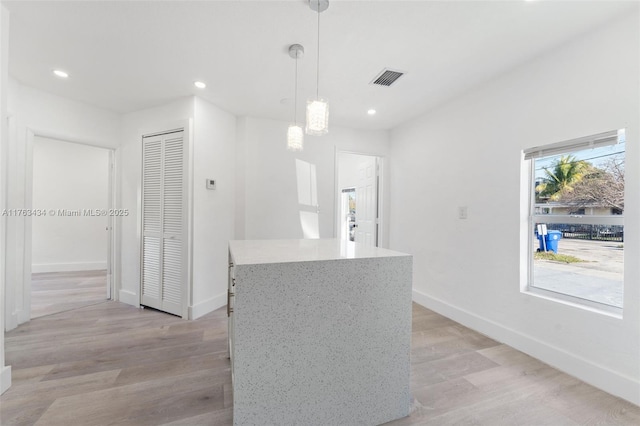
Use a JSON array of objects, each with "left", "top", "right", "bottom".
[{"left": 529, "top": 131, "right": 625, "bottom": 310}]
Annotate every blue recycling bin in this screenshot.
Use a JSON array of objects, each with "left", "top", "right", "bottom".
[{"left": 536, "top": 230, "right": 562, "bottom": 253}]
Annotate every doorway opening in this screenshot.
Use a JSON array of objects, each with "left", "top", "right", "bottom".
[
  {"left": 30, "top": 136, "right": 113, "bottom": 318},
  {"left": 340, "top": 188, "right": 356, "bottom": 242},
  {"left": 336, "top": 152, "right": 383, "bottom": 247}
]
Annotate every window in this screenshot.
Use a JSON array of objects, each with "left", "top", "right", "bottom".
[{"left": 524, "top": 129, "right": 625, "bottom": 313}]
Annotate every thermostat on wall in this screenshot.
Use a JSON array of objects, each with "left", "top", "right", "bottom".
[{"left": 206, "top": 179, "right": 216, "bottom": 190}]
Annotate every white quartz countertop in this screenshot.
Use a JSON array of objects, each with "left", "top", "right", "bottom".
[{"left": 229, "top": 239, "right": 410, "bottom": 266}]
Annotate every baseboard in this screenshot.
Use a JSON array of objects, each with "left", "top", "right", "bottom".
[
  {"left": 6, "top": 309, "right": 29, "bottom": 331},
  {"left": 189, "top": 292, "right": 226, "bottom": 320},
  {"left": 1, "top": 365, "right": 11, "bottom": 395},
  {"left": 31, "top": 262, "right": 107, "bottom": 273},
  {"left": 17, "top": 309, "right": 29, "bottom": 326},
  {"left": 5, "top": 311, "right": 18, "bottom": 331},
  {"left": 118, "top": 289, "right": 139, "bottom": 307},
  {"left": 412, "top": 289, "right": 640, "bottom": 406}
]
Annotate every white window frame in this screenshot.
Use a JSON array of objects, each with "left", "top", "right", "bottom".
[{"left": 524, "top": 129, "right": 625, "bottom": 315}]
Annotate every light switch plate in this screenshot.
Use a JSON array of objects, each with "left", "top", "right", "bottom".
[
  {"left": 206, "top": 179, "right": 216, "bottom": 190},
  {"left": 458, "top": 206, "right": 468, "bottom": 219}
]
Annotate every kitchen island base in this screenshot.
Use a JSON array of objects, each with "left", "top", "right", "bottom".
[{"left": 228, "top": 239, "right": 412, "bottom": 426}]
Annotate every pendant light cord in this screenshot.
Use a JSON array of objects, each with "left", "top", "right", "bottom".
[
  {"left": 316, "top": 0, "right": 320, "bottom": 99},
  {"left": 294, "top": 53, "right": 298, "bottom": 124}
]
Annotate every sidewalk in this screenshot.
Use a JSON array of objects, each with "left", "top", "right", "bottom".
[{"left": 533, "top": 239, "right": 624, "bottom": 308}]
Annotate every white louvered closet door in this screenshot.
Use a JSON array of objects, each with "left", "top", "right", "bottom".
[{"left": 141, "top": 130, "right": 187, "bottom": 317}]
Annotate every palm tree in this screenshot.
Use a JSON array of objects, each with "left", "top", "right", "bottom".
[{"left": 536, "top": 155, "right": 589, "bottom": 202}]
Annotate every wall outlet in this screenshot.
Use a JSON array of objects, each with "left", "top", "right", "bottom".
[{"left": 458, "top": 206, "right": 468, "bottom": 219}]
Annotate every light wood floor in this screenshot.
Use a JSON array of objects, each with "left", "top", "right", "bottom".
[
  {"left": 31, "top": 270, "right": 107, "bottom": 319},
  {"left": 2, "top": 290, "right": 639, "bottom": 425}
]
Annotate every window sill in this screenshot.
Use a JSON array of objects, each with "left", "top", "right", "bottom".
[{"left": 524, "top": 286, "right": 623, "bottom": 319}]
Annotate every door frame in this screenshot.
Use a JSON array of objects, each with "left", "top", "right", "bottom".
[
  {"left": 334, "top": 149, "right": 386, "bottom": 248},
  {"left": 22, "top": 129, "right": 118, "bottom": 320}
]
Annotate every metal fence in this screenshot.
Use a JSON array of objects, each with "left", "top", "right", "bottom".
[{"left": 545, "top": 224, "right": 624, "bottom": 242}]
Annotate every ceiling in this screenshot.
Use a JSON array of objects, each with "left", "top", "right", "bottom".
[{"left": 3, "top": 0, "right": 637, "bottom": 131}]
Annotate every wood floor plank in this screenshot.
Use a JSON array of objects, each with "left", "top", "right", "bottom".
[
  {"left": 7, "top": 364, "right": 54, "bottom": 385},
  {"left": 159, "top": 408, "right": 234, "bottom": 426},
  {"left": 113, "top": 353, "right": 229, "bottom": 387},
  {"left": 30, "top": 270, "right": 107, "bottom": 319},
  {"left": 34, "top": 370, "right": 227, "bottom": 426},
  {"left": 2, "top": 370, "right": 121, "bottom": 401},
  {"left": 422, "top": 393, "right": 580, "bottom": 426},
  {"left": 542, "top": 380, "right": 640, "bottom": 425},
  {"left": 0, "top": 398, "right": 55, "bottom": 426},
  {"left": 2, "top": 273, "right": 640, "bottom": 425}
]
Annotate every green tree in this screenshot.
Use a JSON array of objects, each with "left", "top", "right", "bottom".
[{"left": 535, "top": 155, "right": 589, "bottom": 202}]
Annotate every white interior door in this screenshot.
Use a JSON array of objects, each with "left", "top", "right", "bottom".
[
  {"left": 355, "top": 157, "right": 377, "bottom": 247},
  {"left": 141, "top": 130, "right": 187, "bottom": 316}
]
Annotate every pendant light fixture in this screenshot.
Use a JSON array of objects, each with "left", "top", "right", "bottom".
[
  {"left": 287, "top": 44, "right": 305, "bottom": 151},
  {"left": 306, "top": 0, "right": 329, "bottom": 136}
]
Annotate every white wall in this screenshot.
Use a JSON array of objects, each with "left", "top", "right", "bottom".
[
  {"left": 236, "top": 117, "right": 390, "bottom": 246},
  {"left": 191, "top": 97, "right": 236, "bottom": 318},
  {"left": 389, "top": 13, "right": 640, "bottom": 404},
  {"left": 120, "top": 96, "right": 235, "bottom": 319},
  {"left": 5, "top": 80, "right": 120, "bottom": 331},
  {"left": 31, "top": 137, "right": 109, "bottom": 273},
  {"left": 1, "top": 3, "right": 12, "bottom": 395},
  {"left": 119, "top": 97, "right": 194, "bottom": 308},
  {"left": 234, "top": 118, "right": 247, "bottom": 240}
]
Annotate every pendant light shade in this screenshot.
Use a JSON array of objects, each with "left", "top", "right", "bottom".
[
  {"left": 287, "top": 124, "right": 304, "bottom": 151},
  {"left": 287, "top": 44, "right": 305, "bottom": 151},
  {"left": 306, "top": 0, "right": 329, "bottom": 136},
  {"left": 305, "top": 98, "right": 329, "bottom": 136}
]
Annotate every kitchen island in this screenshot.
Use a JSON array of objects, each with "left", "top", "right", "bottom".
[{"left": 228, "top": 239, "right": 412, "bottom": 426}]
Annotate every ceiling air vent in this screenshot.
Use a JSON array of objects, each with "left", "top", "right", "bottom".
[{"left": 370, "top": 68, "right": 405, "bottom": 87}]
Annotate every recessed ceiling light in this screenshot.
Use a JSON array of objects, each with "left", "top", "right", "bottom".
[
  {"left": 194, "top": 81, "right": 207, "bottom": 89},
  {"left": 367, "top": 109, "right": 376, "bottom": 115},
  {"left": 53, "top": 69, "right": 69, "bottom": 78}
]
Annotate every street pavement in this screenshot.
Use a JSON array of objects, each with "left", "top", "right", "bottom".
[{"left": 533, "top": 239, "right": 624, "bottom": 308}]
